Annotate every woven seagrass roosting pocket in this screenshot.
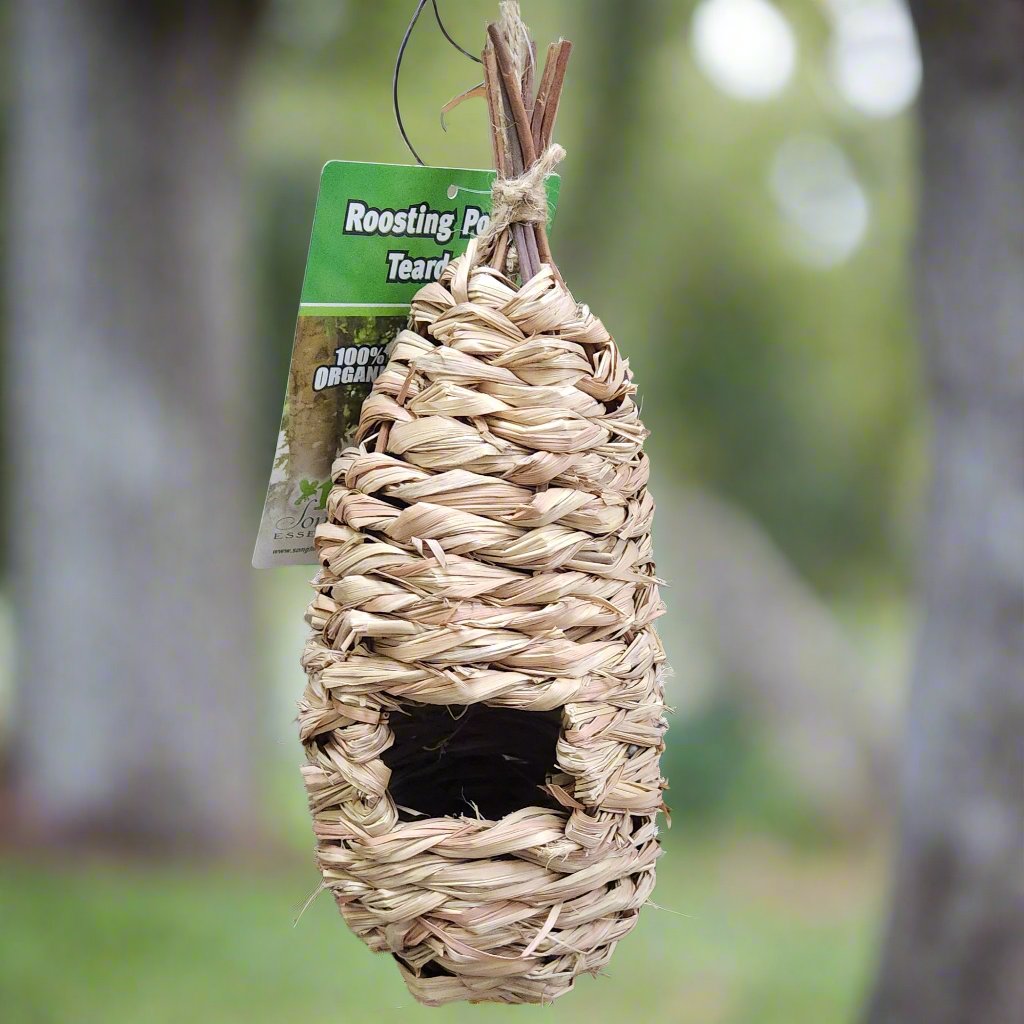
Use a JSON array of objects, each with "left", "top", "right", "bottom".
[{"left": 298, "top": 4, "right": 668, "bottom": 1006}]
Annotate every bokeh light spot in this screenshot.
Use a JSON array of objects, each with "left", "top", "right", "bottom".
[
  {"left": 770, "top": 134, "right": 870, "bottom": 267},
  {"left": 692, "top": 0, "right": 797, "bottom": 102},
  {"left": 828, "top": 0, "right": 921, "bottom": 117}
]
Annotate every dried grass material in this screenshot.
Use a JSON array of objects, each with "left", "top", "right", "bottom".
[{"left": 299, "top": 243, "right": 668, "bottom": 1005}]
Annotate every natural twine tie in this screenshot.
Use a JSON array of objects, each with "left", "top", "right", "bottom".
[{"left": 476, "top": 143, "right": 565, "bottom": 265}]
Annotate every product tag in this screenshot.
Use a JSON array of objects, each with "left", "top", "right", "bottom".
[{"left": 253, "top": 160, "right": 560, "bottom": 567}]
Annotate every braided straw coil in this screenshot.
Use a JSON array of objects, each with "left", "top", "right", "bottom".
[{"left": 298, "top": 3, "right": 667, "bottom": 1006}]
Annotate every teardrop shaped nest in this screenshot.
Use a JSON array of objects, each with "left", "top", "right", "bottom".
[
  {"left": 300, "top": 248, "right": 668, "bottom": 1005},
  {"left": 297, "top": 2, "right": 667, "bottom": 1006}
]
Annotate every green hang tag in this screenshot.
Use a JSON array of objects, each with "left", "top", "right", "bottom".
[{"left": 253, "top": 159, "right": 561, "bottom": 568}]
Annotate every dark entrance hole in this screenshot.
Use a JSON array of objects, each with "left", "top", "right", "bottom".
[{"left": 382, "top": 703, "right": 563, "bottom": 820}]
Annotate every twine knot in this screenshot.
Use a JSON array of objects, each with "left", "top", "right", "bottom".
[{"left": 476, "top": 144, "right": 565, "bottom": 263}]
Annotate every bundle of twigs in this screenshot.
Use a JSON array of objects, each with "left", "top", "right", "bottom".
[{"left": 299, "top": 1, "right": 667, "bottom": 1005}]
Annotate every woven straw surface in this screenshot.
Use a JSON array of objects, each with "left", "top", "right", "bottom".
[{"left": 300, "top": 243, "right": 667, "bottom": 1005}]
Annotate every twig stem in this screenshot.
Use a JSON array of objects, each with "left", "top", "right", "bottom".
[{"left": 481, "top": 17, "right": 572, "bottom": 283}]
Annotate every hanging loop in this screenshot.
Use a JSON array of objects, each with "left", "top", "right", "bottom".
[{"left": 394, "top": 0, "right": 483, "bottom": 166}]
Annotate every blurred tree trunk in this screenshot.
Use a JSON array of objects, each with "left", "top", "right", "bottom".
[
  {"left": 6, "top": 0, "right": 266, "bottom": 853},
  {"left": 866, "top": 3, "right": 1024, "bottom": 1021}
]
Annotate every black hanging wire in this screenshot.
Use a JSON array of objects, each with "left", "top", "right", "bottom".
[
  {"left": 431, "top": 0, "right": 483, "bottom": 64},
  {"left": 393, "top": 0, "right": 429, "bottom": 166},
  {"left": 394, "top": 0, "right": 483, "bottom": 166}
]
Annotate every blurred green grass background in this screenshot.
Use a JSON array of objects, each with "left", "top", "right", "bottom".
[{"left": 0, "top": 833, "right": 879, "bottom": 1024}]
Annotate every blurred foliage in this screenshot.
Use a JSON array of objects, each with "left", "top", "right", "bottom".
[{"left": 670, "top": 699, "right": 825, "bottom": 842}]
